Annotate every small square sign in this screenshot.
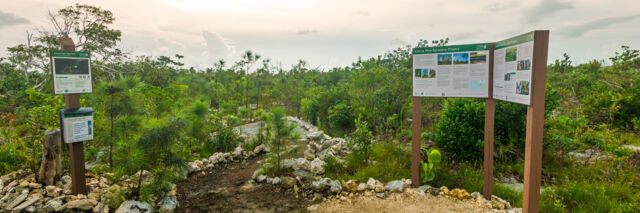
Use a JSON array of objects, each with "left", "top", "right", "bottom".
[{"left": 51, "top": 50, "right": 92, "bottom": 94}]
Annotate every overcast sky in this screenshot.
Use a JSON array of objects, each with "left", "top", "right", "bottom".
[{"left": 1, "top": 0, "right": 639, "bottom": 69}]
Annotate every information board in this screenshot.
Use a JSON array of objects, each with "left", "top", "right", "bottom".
[
  {"left": 493, "top": 32, "right": 535, "bottom": 105},
  {"left": 51, "top": 50, "right": 92, "bottom": 94},
  {"left": 412, "top": 43, "right": 490, "bottom": 97},
  {"left": 61, "top": 108, "right": 94, "bottom": 143}
]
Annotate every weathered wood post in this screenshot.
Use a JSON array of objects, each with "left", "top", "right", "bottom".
[
  {"left": 411, "top": 96, "right": 422, "bottom": 187},
  {"left": 483, "top": 43, "right": 495, "bottom": 200},
  {"left": 59, "top": 37, "right": 88, "bottom": 195},
  {"left": 522, "top": 30, "right": 549, "bottom": 213},
  {"left": 38, "top": 129, "right": 62, "bottom": 185}
]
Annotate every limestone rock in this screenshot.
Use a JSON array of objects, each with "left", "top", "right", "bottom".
[
  {"left": 5, "top": 192, "right": 28, "bottom": 211},
  {"left": 11, "top": 197, "right": 39, "bottom": 212},
  {"left": 343, "top": 180, "right": 358, "bottom": 193},
  {"left": 310, "top": 158, "right": 325, "bottom": 174},
  {"left": 303, "top": 150, "right": 315, "bottom": 161},
  {"left": 450, "top": 188, "right": 470, "bottom": 200},
  {"left": 271, "top": 177, "right": 280, "bottom": 185},
  {"left": 256, "top": 175, "right": 267, "bottom": 183},
  {"left": 45, "top": 186, "right": 62, "bottom": 197},
  {"left": 93, "top": 202, "right": 110, "bottom": 213},
  {"left": 385, "top": 180, "right": 405, "bottom": 193},
  {"left": 293, "top": 158, "right": 311, "bottom": 171},
  {"left": 307, "top": 131, "right": 324, "bottom": 141},
  {"left": 253, "top": 144, "right": 266, "bottom": 154},
  {"left": 366, "top": 178, "right": 377, "bottom": 190},
  {"left": 374, "top": 182, "right": 385, "bottom": 193},
  {"left": 356, "top": 183, "right": 367, "bottom": 192},
  {"left": 159, "top": 195, "right": 178, "bottom": 213},
  {"left": 312, "top": 178, "right": 332, "bottom": 192},
  {"left": 440, "top": 186, "right": 450, "bottom": 195},
  {"left": 115, "top": 200, "right": 153, "bottom": 213},
  {"left": 491, "top": 195, "right": 512, "bottom": 210},
  {"left": 28, "top": 182, "right": 42, "bottom": 189},
  {"left": 329, "top": 180, "right": 342, "bottom": 194},
  {"left": 43, "top": 198, "right": 65, "bottom": 212},
  {"left": 280, "top": 177, "right": 297, "bottom": 189},
  {"left": 233, "top": 146, "right": 244, "bottom": 158},
  {"left": 67, "top": 199, "right": 98, "bottom": 211}
]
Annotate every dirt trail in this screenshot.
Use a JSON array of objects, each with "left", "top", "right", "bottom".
[
  {"left": 175, "top": 156, "right": 310, "bottom": 212},
  {"left": 314, "top": 192, "right": 493, "bottom": 213}
]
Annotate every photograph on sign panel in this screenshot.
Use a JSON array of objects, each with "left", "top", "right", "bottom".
[
  {"left": 517, "top": 59, "right": 531, "bottom": 70},
  {"left": 470, "top": 52, "right": 487, "bottom": 64},
  {"left": 516, "top": 80, "right": 530, "bottom": 95},
  {"left": 504, "top": 72, "right": 514, "bottom": 81},
  {"left": 415, "top": 68, "right": 436, "bottom": 78},
  {"left": 453, "top": 53, "right": 469, "bottom": 64},
  {"left": 437, "top": 54, "right": 452, "bottom": 65},
  {"left": 505, "top": 47, "right": 517, "bottom": 62},
  {"left": 54, "top": 58, "right": 90, "bottom": 75}
]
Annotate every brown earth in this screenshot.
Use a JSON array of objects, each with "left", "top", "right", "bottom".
[{"left": 175, "top": 156, "right": 310, "bottom": 212}]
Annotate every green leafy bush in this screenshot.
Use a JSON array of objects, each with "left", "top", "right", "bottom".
[
  {"left": 434, "top": 98, "right": 485, "bottom": 161},
  {"left": 350, "top": 115, "right": 373, "bottom": 165}
]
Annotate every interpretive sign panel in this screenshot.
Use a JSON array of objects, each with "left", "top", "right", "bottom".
[
  {"left": 51, "top": 50, "right": 92, "bottom": 94},
  {"left": 493, "top": 32, "right": 534, "bottom": 105},
  {"left": 61, "top": 108, "right": 94, "bottom": 143},
  {"left": 412, "top": 43, "right": 490, "bottom": 97}
]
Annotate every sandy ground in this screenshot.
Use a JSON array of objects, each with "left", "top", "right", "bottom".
[{"left": 313, "top": 191, "right": 493, "bottom": 213}]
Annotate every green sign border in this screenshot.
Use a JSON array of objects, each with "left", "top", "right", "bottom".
[
  {"left": 413, "top": 43, "right": 491, "bottom": 55},
  {"left": 495, "top": 31, "right": 535, "bottom": 49},
  {"left": 51, "top": 50, "right": 90, "bottom": 58}
]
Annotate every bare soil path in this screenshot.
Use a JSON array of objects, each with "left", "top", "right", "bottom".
[{"left": 175, "top": 156, "right": 310, "bottom": 212}]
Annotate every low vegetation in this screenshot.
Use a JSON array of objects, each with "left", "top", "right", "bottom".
[{"left": 1, "top": 3, "right": 639, "bottom": 212}]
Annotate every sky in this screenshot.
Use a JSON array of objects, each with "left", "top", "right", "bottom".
[{"left": 1, "top": 0, "right": 639, "bottom": 70}]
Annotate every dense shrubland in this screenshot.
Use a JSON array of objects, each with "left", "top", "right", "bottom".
[{"left": 1, "top": 3, "right": 639, "bottom": 212}]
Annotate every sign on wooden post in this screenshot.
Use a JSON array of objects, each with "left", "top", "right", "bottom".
[
  {"left": 410, "top": 31, "right": 548, "bottom": 213},
  {"left": 51, "top": 37, "right": 90, "bottom": 195},
  {"left": 411, "top": 43, "right": 492, "bottom": 187}
]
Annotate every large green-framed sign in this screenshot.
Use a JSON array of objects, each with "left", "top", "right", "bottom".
[
  {"left": 412, "top": 43, "right": 491, "bottom": 97},
  {"left": 493, "top": 31, "right": 535, "bottom": 105},
  {"left": 51, "top": 50, "right": 92, "bottom": 94}
]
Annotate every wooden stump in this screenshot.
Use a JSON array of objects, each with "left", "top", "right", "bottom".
[{"left": 38, "top": 129, "right": 62, "bottom": 185}]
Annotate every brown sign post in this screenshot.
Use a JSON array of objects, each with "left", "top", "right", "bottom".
[
  {"left": 483, "top": 43, "right": 495, "bottom": 200},
  {"left": 522, "top": 30, "right": 549, "bottom": 213},
  {"left": 58, "top": 37, "right": 88, "bottom": 195}
]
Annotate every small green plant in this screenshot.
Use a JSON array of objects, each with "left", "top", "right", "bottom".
[
  {"left": 268, "top": 107, "right": 299, "bottom": 174},
  {"left": 350, "top": 115, "right": 373, "bottom": 166},
  {"left": 421, "top": 148, "right": 441, "bottom": 183}
]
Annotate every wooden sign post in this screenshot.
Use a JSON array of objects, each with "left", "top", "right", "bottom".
[
  {"left": 483, "top": 43, "right": 495, "bottom": 200},
  {"left": 522, "top": 30, "right": 549, "bottom": 213},
  {"left": 411, "top": 96, "right": 421, "bottom": 187},
  {"left": 58, "top": 37, "right": 88, "bottom": 195}
]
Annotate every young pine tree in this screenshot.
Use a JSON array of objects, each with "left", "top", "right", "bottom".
[
  {"left": 123, "top": 118, "right": 189, "bottom": 200},
  {"left": 269, "top": 107, "right": 298, "bottom": 173}
]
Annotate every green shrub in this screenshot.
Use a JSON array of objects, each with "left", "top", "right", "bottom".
[
  {"left": 350, "top": 115, "right": 373, "bottom": 165},
  {"left": 434, "top": 98, "right": 485, "bottom": 161},
  {"left": 328, "top": 103, "right": 355, "bottom": 133}
]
